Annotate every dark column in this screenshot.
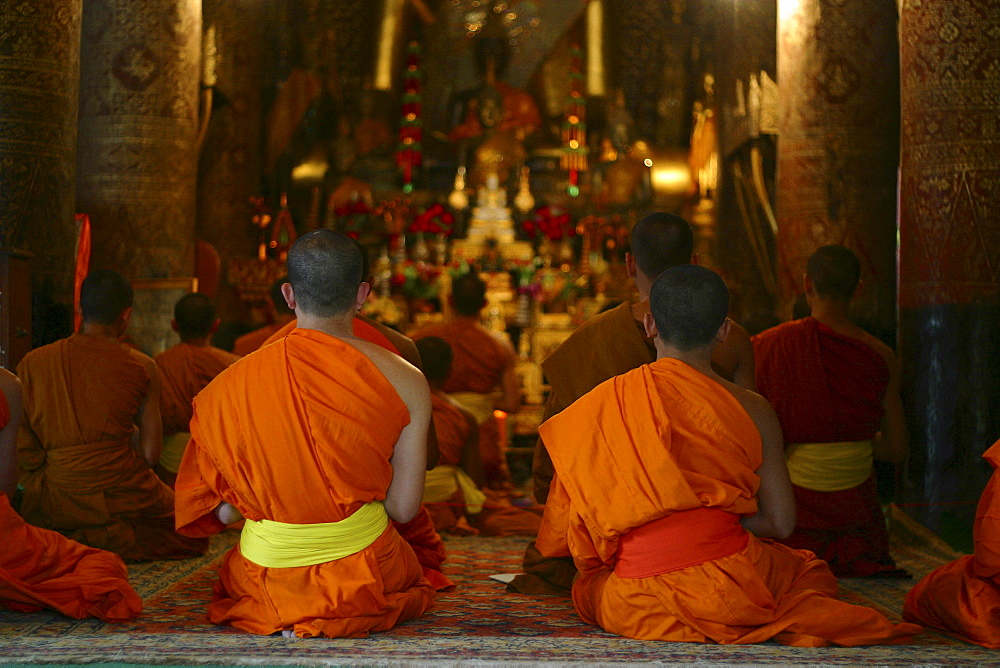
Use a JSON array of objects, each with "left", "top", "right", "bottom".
[
  {"left": 0, "top": 0, "right": 82, "bottom": 311},
  {"left": 197, "top": 0, "right": 266, "bottom": 322},
  {"left": 76, "top": 0, "right": 201, "bottom": 280},
  {"left": 776, "top": 0, "right": 899, "bottom": 337},
  {"left": 898, "top": 0, "right": 1000, "bottom": 531}
]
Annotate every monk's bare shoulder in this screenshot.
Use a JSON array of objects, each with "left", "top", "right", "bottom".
[
  {"left": 0, "top": 367, "right": 21, "bottom": 402},
  {"left": 717, "top": 375, "right": 782, "bottom": 444},
  {"left": 711, "top": 319, "right": 755, "bottom": 388},
  {"left": 344, "top": 337, "right": 428, "bottom": 402}
]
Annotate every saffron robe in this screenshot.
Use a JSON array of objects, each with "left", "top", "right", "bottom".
[
  {"left": 540, "top": 358, "right": 920, "bottom": 646},
  {"left": 0, "top": 392, "right": 142, "bottom": 622},
  {"left": 752, "top": 317, "right": 902, "bottom": 577},
  {"left": 233, "top": 323, "right": 285, "bottom": 357},
  {"left": 410, "top": 320, "right": 516, "bottom": 488},
  {"left": 265, "top": 318, "right": 453, "bottom": 590},
  {"left": 903, "top": 439, "right": 1000, "bottom": 648},
  {"left": 16, "top": 334, "right": 207, "bottom": 561},
  {"left": 510, "top": 301, "right": 652, "bottom": 596},
  {"left": 425, "top": 393, "right": 541, "bottom": 537},
  {"left": 156, "top": 343, "right": 239, "bottom": 436},
  {"left": 175, "top": 329, "right": 436, "bottom": 637}
]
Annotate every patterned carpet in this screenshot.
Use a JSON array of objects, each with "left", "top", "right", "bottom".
[{"left": 0, "top": 506, "right": 994, "bottom": 666}]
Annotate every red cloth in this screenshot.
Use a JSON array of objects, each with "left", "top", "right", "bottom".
[
  {"left": 752, "top": 317, "right": 901, "bottom": 577},
  {"left": 752, "top": 317, "right": 888, "bottom": 444},
  {"left": 904, "top": 439, "right": 1000, "bottom": 648}
]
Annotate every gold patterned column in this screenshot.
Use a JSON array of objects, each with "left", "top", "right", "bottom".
[
  {"left": 776, "top": 0, "right": 899, "bottom": 333},
  {"left": 898, "top": 0, "right": 1000, "bottom": 531},
  {"left": 76, "top": 0, "right": 201, "bottom": 280},
  {"left": 0, "top": 0, "right": 82, "bottom": 305},
  {"left": 197, "top": 0, "right": 266, "bottom": 321}
]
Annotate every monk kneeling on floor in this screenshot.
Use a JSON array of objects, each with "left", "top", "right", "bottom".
[
  {"left": 415, "top": 336, "right": 541, "bottom": 537},
  {"left": 175, "top": 230, "right": 436, "bottom": 638},
  {"left": 17, "top": 269, "right": 207, "bottom": 561},
  {"left": 0, "top": 367, "right": 142, "bottom": 621},
  {"left": 535, "top": 265, "right": 920, "bottom": 645},
  {"left": 154, "top": 293, "right": 239, "bottom": 486},
  {"left": 904, "top": 437, "right": 1000, "bottom": 648}
]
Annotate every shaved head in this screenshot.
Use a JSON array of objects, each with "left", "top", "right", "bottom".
[
  {"left": 807, "top": 245, "right": 860, "bottom": 300},
  {"left": 650, "top": 265, "right": 729, "bottom": 350},
  {"left": 286, "top": 230, "right": 364, "bottom": 317},
  {"left": 630, "top": 212, "right": 694, "bottom": 280},
  {"left": 452, "top": 273, "right": 487, "bottom": 316},
  {"left": 174, "top": 293, "right": 215, "bottom": 340},
  {"left": 415, "top": 336, "right": 453, "bottom": 384},
  {"left": 80, "top": 269, "right": 132, "bottom": 325}
]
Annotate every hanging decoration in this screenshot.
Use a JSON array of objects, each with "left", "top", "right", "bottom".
[
  {"left": 396, "top": 41, "right": 423, "bottom": 194},
  {"left": 561, "top": 44, "right": 587, "bottom": 197},
  {"left": 269, "top": 193, "right": 297, "bottom": 262}
]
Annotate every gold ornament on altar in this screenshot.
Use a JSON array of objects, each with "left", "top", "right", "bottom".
[{"left": 513, "top": 165, "right": 534, "bottom": 214}]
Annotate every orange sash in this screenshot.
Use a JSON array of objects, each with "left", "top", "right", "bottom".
[{"left": 615, "top": 507, "right": 749, "bottom": 579}]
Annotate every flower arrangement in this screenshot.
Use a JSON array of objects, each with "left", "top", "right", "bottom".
[
  {"left": 522, "top": 205, "right": 575, "bottom": 241},
  {"left": 392, "top": 260, "right": 443, "bottom": 300},
  {"left": 408, "top": 203, "right": 455, "bottom": 236},
  {"left": 334, "top": 199, "right": 371, "bottom": 239}
]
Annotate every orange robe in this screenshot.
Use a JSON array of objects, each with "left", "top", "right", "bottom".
[
  {"left": 753, "top": 317, "right": 902, "bottom": 577},
  {"left": 233, "top": 323, "right": 284, "bottom": 357},
  {"left": 156, "top": 343, "right": 239, "bottom": 435},
  {"left": 425, "top": 393, "right": 540, "bottom": 537},
  {"left": 266, "top": 318, "right": 452, "bottom": 589},
  {"left": 511, "top": 301, "right": 652, "bottom": 596},
  {"left": 410, "top": 320, "right": 515, "bottom": 487},
  {"left": 904, "top": 439, "right": 1000, "bottom": 648},
  {"left": 16, "top": 334, "right": 207, "bottom": 561},
  {"left": 537, "top": 358, "right": 920, "bottom": 645},
  {"left": 176, "top": 329, "right": 436, "bottom": 638},
  {"left": 0, "top": 392, "right": 142, "bottom": 622}
]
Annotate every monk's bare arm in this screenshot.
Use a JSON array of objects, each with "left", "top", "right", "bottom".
[
  {"left": 739, "top": 393, "right": 796, "bottom": 539},
  {"left": 134, "top": 354, "right": 164, "bottom": 467},
  {"left": 366, "top": 317, "right": 440, "bottom": 469},
  {"left": 712, "top": 319, "right": 757, "bottom": 391},
  {"left": 214, "top": 502, "right": 244, "bottom": 525},
  {"left": 373, "top": 353, "right": 432, "bottom": 523},
  {"left": 0, "top": 369, "right": 23, "bottom": 500},
  {"left": 873, "top": 348, "right": 908, "bottom": 466},
  {"left": 495, "top": 347, "right": 521, "bottom": 414}
]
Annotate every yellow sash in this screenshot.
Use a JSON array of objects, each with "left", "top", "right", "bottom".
[
  {"left": 448, "top": 392, "right": 494, "bottom": 424},
  {"left": 239, "top": 501, "right": 389, "bottom": 568},
  {"left": 423, "top": 465, "right": 487, "bottom": 514},
  {"left": 158, "top": 432, "right": 190, "bottom": 474},
  {"left": 785, "top": 440, "right": 873, "bottom": 492}
]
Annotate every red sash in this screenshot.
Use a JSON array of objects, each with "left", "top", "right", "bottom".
[{"left": 614, "top": 507, "right": 749, "bottom": 578}]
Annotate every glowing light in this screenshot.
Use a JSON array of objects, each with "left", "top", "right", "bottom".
[
  {"left": 568, "top": 184, "right": 580, "bottom": 197},
  {"left": 651, "top": 165, "right": 693, "bottom": 194},
  {"left": 568, "top": 115, "right": 579, "bottom": 124},
  {"left": 643, "top": 158, "right": 653, "bottom": 167},
  {"left": 778, "top": 0, "right": 803, "bottom": 25},
  {"left": 569, "top": 139, "right": 579, "bottom": 149},
  {"left": 405, "top": 112, "right": 416, "bottom": 121},
  {"left": 403, "top": 136, "right": 414, "bottom": 145},
  {"left": 493, "top": 410, "right": 507, "bottom": 419}
]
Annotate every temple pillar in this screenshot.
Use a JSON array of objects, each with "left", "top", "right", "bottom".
[
  {"left": 197, "top": 0, "right": 266, "bottom": 322},
  {"left": 0, "top": 0, "right": 82, "bottom": 312},
  {"left": 76, "top": 0, "right": 201, "bottom": 280},
  {"left": 775, "top": 0, "right": 899, "bottom": 337},
  {"left": 898, "top": 1, "right": 1000, "bottom": 532}
]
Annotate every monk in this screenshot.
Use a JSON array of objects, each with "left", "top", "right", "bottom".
[
  {"left": 154, "top": 293, "right": 239, "bottom": 485},
  {"left": 175, "top": 230, "right": 436, "bottom": 638},
  {"left": 233, "top": 277, "right": 295, "bottom": 356},
  {"left": 416, "top": 336, "right": 541, "bottom": 537},
  {"left": 512, "top": 212, "right": 755, "bottom": 595},
  {"left": 903, "top": 438, "right": 1000, "bottom": 647},
  {"left": 409, "top": 272, "right": 520, "bottom": 489},
  {"left": 537, "top": 265, "right": 920, "bottom": 645},
  {"left": 0, "top": 367, "right": 142, "bottom": 621},
  {"left": 16, "top": 269, "right": 207, "bottom": 561},
  {"left": 752, "top": 245, "right": 908, "bottom": 577},
  {"left": 259, "top": 252, "right": 454, "bottom": 591}
]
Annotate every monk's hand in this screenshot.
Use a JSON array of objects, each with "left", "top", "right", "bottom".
[{"left": 214, "top": 501, "right": 244, "bottom": 525}]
